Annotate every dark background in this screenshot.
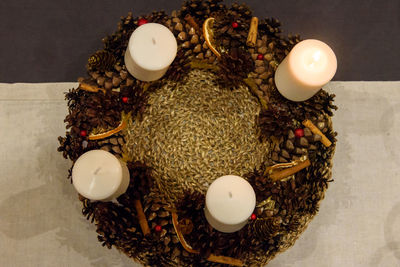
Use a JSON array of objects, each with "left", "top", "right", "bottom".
[{"left": 0, "top": 0, "right": 399, "bottom": 82}]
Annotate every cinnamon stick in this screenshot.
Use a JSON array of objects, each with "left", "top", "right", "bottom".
[
  {"left": 79, "top": 83, "right": 105, "bottom": 93},
  {"left": 133, "top": 199, "right": 150, "bottom": 236},
  {"left": 184, "top": 14, "right": 200, "bottom": 33},
  {"left": 207, "top": 255, "right": 244, "bottom": 266},
  {"left": 171, "top": 212, "right": 244, "bottom": 266},
  {"left": 246, "top": 17, "right": 259, "bottom": 47},
  {"left": 302, "top": 119, "right": 332, "bottom": 147},
  {"left": 270, "top": 159, "right": 311, "bottom": 182}
]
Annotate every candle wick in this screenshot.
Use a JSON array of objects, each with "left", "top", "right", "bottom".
[
  {"left": 152, "top": 37, "right": 156, "bottom": 45},
  {"left": 93, "top": 167, "right": 101, "bottom": 175},
  {"left": 228, "top": 191, "right": 233, "bottom": 198}
]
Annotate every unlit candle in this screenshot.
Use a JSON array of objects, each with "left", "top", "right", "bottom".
[
  {"left": 124, "top": 23, "right": 177, "bottom": 81},
  {"left": 72, "top": 150, "right": 130, "bottom": 201},
  {"left": 204, "top": 175, "right": 256, "bottom": 233}
]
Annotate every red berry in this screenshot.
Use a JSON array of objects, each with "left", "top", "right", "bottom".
[
  {"left": 80, "top": 130, "right": 87, "bottom": 137},
  {"left": 250, "top": 213, "right": 257, "bottom": 220},
  {"left": 138, "top": 18, "right": 148, "bottom": 26},
  {"left": 232, "top": 22, "right": 239, "bottom": 28},
  {"left": 294, "top": 128, "right": 304, "bottom": 138},
  {"left": 154, "top": 225, "right": 162, "bottom": 232},
  {"left": 257, "top": 54, "right": 264, "bottom": 60},
  {"left": 122, "top": 96, "right": 129, "bottom": 103}
]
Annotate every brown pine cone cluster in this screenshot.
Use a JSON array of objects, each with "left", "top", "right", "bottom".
[
  {"left": 81, "top": 199, "right": 146, "bottom": 253},
  {"left": 270, "top": 87, "right": 338, "bottom": 121},
  {"left": 86, "top": 63, "right": 148, "bottom": 118},
  {"left": 258, "top": 102, "right": 293, "bottom": 139},
  {"left": 164, "top": 49, "right": 191, "bottom": 82},
  {"left": 143, "top": 191, "right": 181, "bottom": 258},
  {"left": 180, "top": 0, "right": 225, "bottom": 25},
  {"left": 218, "top": 47, "right": 253, "bottom": 88},
  {"left": 213, "top": 3, "right": 252, "bottom": 49},
  {"left": 165, "top": 11, "right": 217, "bottom": 63},
  {"left": 57, "top": 133, "right": 98, "bottom": 161},
  {"left": 122, "top": 162, "right": 154, "bottom": 201},
  {"left": 175, "top": 191, "right": 248, "bottom": 259},
  {"left": 64, "top": 88, "right": 122, "bottom": 135},
  {"left": 146, "top": 10, "right": 170, "bottom": 24},
  {"left": 181, "top": 0, "right": 211, "bottom": 23}
]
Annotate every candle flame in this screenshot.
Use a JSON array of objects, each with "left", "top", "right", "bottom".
[
  {"left": 312, "top": 50, "right": 321, "bottom": 62},
  {"left": 308, "top": 50, "right": 321, "bottom": 68}
]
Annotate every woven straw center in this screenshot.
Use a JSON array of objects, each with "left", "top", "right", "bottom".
[{"left": 125, "top": 69, "right": 269, "bottom": 203}]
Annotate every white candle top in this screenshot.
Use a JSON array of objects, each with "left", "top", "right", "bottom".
[
  {"left": 128, "top": 23, "right": 177, "bottom": 71},
  {"left": 206, "top": 175, "right": 256, "bottom": 224},
  {"left": 288, "top": 39, "right": 337, "bottom": 87},
  {"left": 72, "top": 150, "right": 124, "bottom": 200}
]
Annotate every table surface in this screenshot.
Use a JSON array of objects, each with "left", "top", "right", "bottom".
[
  {"left": 0, "top": 82, "right": 400, "bottom": 266},
  {"left": 0, "top": 0, "right": 399, "bottom": 82}
]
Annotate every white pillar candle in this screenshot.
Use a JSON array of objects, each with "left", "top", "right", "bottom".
[
  {"left": 124, "top": 23, "right": 177, "bottom": 82},
  {"left": 274, "top": 39, "right": 337, "bottom": 102},
  {"left": 72, "top": 150, "right": 130, "bottom": 201},
  {"left": 204, "top": 175, "right": 256, "bottom": 233}
]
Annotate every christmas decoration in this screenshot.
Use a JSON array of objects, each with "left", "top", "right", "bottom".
[
  {"left": 87, "top": 50, "right": 117, "bottom": 72},
  {"left": 138, "top": 18, "right": 148, "bottom": 26},
  {"left": 57, "top": 1, "right": 338, "bottom": 266},
  {"left": 294, "top": 128, "right": 304, "bottom": 138}
]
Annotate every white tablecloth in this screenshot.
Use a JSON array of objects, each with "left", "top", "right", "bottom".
[{"left": 0, "top": 82, "right": 399, "bottom": 267}]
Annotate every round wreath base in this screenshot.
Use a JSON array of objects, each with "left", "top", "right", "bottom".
[{"left": 58, "top": 1, "right": 337, "bottom": 266}]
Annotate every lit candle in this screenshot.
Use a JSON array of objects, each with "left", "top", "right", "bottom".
[
  {"left": 204, "top": 175, "right": 256, "bottom": 233},
  {"left": 274, "top": 39, "right": 337, "bottom": 101},
  {"left": 124, "top": 23, "right": 177, "bottom": 82},
  {"left": 72, "top": 150, "right": 130, "bottom": 201}
]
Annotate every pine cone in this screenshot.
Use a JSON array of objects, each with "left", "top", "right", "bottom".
[
  {"left": 147, "top": 10, "right": 169, "bottom": 24},
  {"left": 57, "top": 133, "right": 98, "bottom": 161},
  {"left": 97, "top": 134, "right": 125, "bottom": 157},
  {"left": 64, "top": 87, "right": 122, "bottom": 136},
  {"left": 80, "top": 199, "right": 144, "bottom": 252},
  {"left": 165, "top": 49, "right": 190, "bottom": 82},
  {"left": 259, "top": 18, "right": 282, "bottom": 38},
  {"left": 270, "top": 87, "right": 337, "bottom": 122},
  {"left": 180, "top": 0, "right": 212, "bottom": 24},
  {"left": 102, "top": 12, "right": 137, "bottom": 63},
  {"left": 143, "top": 191, "right": 178, "bottom": 255},
  {"left": 249, "top": 217, "right": 282, "bottom": 240},
  {"left": 175, "top": 191, "right": 247, "bottom": 259},
  {"left": 123, "top": 162, "right": 154, "bottom": 201},
  {"left": 213, "top": 3, "right": 252, "bottom": 50},
  {"left": 87, "top": 50, "right": 116, "bottom": 72},
  {"left": 258, "top": 102, "right": 293, "bottom": 140},
  {"left": 218, "top": 47, "right": 253, "bottom": 87}
]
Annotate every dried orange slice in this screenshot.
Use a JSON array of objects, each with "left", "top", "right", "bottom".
[
  {"left": 89, "top": 119, "right": 127, "bottom": 140},
  {"left": 203, "top": 18, "right": 221, "bottom": 58}
]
